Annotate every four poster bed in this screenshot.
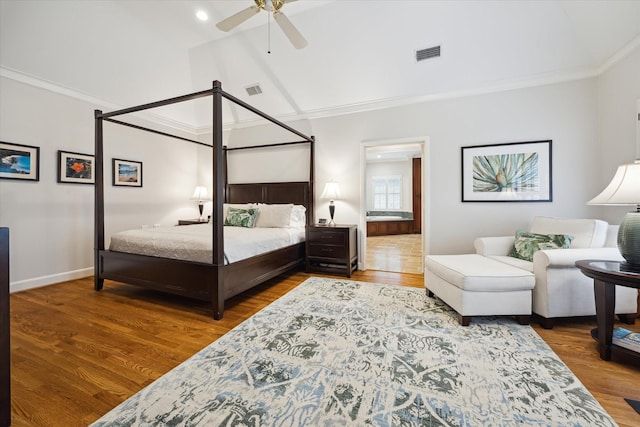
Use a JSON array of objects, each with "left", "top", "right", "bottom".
[{"left": 94, "top": 81, "right": 315, "bottom": 320}]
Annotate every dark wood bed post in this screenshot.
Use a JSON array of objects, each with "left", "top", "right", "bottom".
[
  {"left": 223, "top": 146, "right": 228, "bottom": 187},
  {"left": 93, "top": 83, "right": 314, "bottom": 320},
  {"left": 212, "top": 80, "right": 225, "bottom": 320},
  {"left": 310, "top": 136, "right": 315, "bottom": 224},
  {"left": 94, "top": 110, "right": 105, "bottom": 291}
]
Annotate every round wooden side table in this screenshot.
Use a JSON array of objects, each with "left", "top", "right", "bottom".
[{"left": 575, "top": 260, "right": 640, "bottom": 364}]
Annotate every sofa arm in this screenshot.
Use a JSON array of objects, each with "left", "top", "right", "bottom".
[
  {"left": 533, "top": 247, "right": 624, "bottom": 269},
  {"left": 474, "top": 236, "right": 514, "bottom": 256}
]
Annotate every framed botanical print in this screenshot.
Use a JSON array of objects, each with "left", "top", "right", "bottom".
[{"left": 461, "top": 140, "right": 552, "bottom": 202}]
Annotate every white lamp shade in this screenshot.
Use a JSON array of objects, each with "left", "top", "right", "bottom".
[
  {"left": 191, "top": 186, "right": 210, "bottom": 201},
  {"left": 320, "top": 182, "right": 341, "bottom": 200},
  {"left": 588, "top": 160, "right": 640, "bottom": 267},
  {"left": 587, "top": 160, "right": 640, "bottom": 206}
]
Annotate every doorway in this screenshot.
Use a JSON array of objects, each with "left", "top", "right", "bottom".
[{"left": 359, "top": 138, "right": 429, "bottom": 274}]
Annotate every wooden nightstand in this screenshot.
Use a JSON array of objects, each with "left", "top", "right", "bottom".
[
  {"left": 306, "top": 224, "right": 358, "bottom": 277},
  {"left": 178, "top": 219, "right": 208, "bottom": 225}
]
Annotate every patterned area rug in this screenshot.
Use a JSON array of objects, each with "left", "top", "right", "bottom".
[{"left": 92, "top": 277, "right": 616, "bottom": 426}]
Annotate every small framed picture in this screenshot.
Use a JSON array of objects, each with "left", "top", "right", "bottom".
[
  {"left": 113, "top": 158, "right": 143, "bottom": 187},
  {"left": 0, "top": 141, "right": 40, "bottom": 181},
  {"left": 58, "top": 150, "right": 94, "bottom": 184}
]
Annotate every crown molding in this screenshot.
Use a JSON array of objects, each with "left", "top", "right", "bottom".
[
  {"left": 0, "top": 66, "right": 200, "bottom": 135},
  {"left": 596, "top": 34, "right": 640, "bottom": 75},
  {"left": 199, "top": 65, "right": 600, "bottom": 134},
  {"left": 4, "top": 37, "right": 638, "bottom": 136},
  {"left": 200, "top": 40, "right": 640, "bottom": 133}
]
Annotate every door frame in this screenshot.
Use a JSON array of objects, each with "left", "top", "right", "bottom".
[{"left": 359, "top": 136, "right": 430, "bottom": 271}]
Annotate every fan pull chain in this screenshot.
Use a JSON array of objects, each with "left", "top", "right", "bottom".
[{"left": 267, "top": 9, "right": 271, "bottom": 54}]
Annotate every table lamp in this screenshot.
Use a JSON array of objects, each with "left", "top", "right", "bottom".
[
  {"left": 320, "top": 182, "right": 341, "bottom": 226},
  {"left": 588, "top": 160, "right": 640, "bottom": 269},
  {"left": 191, "top": 186, "right": 211, "bottom": 221}
]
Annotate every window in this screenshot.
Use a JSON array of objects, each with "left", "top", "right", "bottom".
[{"left": 372, "top": 176, "right": 401, "bottom": 209}]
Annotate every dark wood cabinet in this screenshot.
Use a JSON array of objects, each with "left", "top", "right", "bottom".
[
  {"left": 1, "top": 228, "right": 10, "bottom": 427},
  {"left": 306, "top": 225, "right": 357, "bottom": 277},
  {"left": 412, "top": 157, "right": 422, "bottom": 233}
]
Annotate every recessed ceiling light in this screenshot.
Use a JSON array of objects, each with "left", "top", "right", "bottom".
[{"left": 196, "top": 10, "right": 208, "bottom": 21}]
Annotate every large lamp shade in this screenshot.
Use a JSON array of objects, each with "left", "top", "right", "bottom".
[{"left": 588, "top": 160, "right": 640, "bottom": 267}]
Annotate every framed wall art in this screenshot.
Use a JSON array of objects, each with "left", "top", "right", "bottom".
[
  {"left": 0, "top": 141, "right": 40, "bottom": 181},
  {"left": 461, "top": 140, "right": 552, "bottom": 202},
  {"left": 58, "top": 150, "right": 94, "bottom": 184},
  {"left": 113, "top": 158, "right": 143, "bottom": 187}
]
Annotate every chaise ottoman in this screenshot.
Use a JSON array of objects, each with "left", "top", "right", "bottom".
[{"left": 425, "top": 254, "right": 535, "bottom": 326}]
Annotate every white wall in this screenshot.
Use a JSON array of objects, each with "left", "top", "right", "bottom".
[
  {"left": 594, "top": 46, "right": 640, "bottom": 225},
  {"left": 209, "top": 77, "right": 606, "bottom": 255},
  {"left": 224, "top": 118, "right": 314, "bottom": 184},
  {"left": 100, "top": 122, "right": 200, "bottom": 238},
  {"left": 1, "top": 45, "right": 638, "bottom": 288},
  {"left": 218, "top": 52, "right": 637, "bottom": 256},
  {"left": 0, "top": 78, "right": 200, "bottom": 291},
  {"left": 310, "top": 78, "right": 605, "bottom": 254}
]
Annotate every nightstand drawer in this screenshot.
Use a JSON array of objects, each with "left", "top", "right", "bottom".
[
  {"left": 307, "top": 229, "right": 346, "bottom": 245},
  {"left": 308, "top": 244, "right": 346, "bottom": 258}
]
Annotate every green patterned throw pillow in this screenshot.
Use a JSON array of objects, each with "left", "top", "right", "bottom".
[
  {"left": 509, "top": 230, "right": 574, "bottom": 261},
  {"left": 224, "top": 207, "right": 258, "bottom": 228}
]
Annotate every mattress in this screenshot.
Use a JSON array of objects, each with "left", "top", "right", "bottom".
[{"left": 109, "top": 223, "right": 305, "bottom": 264}]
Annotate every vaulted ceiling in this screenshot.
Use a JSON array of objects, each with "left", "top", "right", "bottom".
[{"left": 1, "top": 0, "right": 639, "bottom": 133}]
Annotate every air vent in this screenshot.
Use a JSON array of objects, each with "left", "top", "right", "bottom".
[
  {"left": 245, "top": 84, "right": 262, "bottom": 96},
  {"left": 415, "top": 45, "right": 441, "bottom": 62}
]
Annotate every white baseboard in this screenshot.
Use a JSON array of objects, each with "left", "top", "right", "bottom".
[{"left": 10, "top": 267, "right": 94, "bottom": 293}]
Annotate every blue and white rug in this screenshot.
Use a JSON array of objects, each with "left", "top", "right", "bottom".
[{"left": 92, "top": 277, "right": 616, "bottom": 426}]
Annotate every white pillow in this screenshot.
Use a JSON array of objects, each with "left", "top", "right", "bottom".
[
  {"left": 290, "top": 205, "right": 307, "bottom": 228},
  {"left": 255, "top": 204, "right": 294, "bottom": 228}
]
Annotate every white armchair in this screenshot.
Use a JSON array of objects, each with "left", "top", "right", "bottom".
[{"left": 475, "top": 217, "right": 638, "bottom": 329}]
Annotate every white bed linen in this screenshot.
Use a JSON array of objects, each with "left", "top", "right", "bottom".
[{"left": 109, "top": 224, "right": 305, "bottom": 264}]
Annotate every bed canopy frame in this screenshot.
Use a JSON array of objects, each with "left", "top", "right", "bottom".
[{"left": 94, "top": 80, "right": 315, "bottom": 319}]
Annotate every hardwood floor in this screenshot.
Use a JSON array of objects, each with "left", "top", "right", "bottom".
[
  {"left": 366, "top": 233, "right": 423, "bottom": 274},
  {"left": 8, "top": 271, "right": 640, "bottom": 426}
]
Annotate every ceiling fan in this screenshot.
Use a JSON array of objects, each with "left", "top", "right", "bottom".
[{"left": 216, "top": 0, "right": 308, "bottom": 50}]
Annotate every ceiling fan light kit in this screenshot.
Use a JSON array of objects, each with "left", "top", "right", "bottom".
[{"left": 216, "top": 0, "right": 307, "bottom": 51}]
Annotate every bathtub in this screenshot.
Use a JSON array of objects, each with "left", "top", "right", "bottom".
[
  {"left": 366, "top": 215, "right": 414, "bottom": 236},
  {"left": 366, "top": 215, "right": 404, "bottom": 221}
]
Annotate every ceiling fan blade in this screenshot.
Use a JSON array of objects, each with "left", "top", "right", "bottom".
[
  {"left": 273, "top": 11, "right": 308, "bottom": 49},
  {"left": 216, "top": 5, "right": 260, "bottom": 32}
]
